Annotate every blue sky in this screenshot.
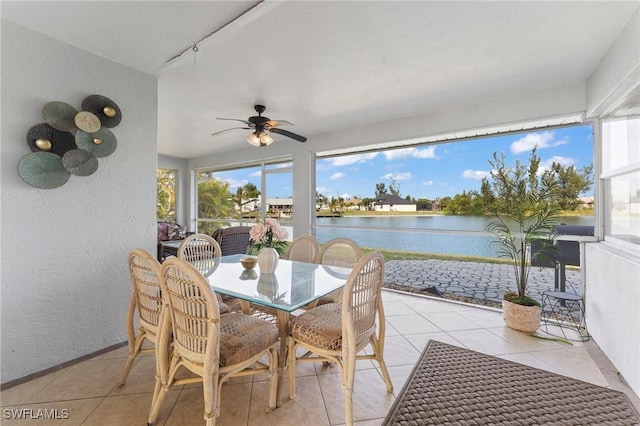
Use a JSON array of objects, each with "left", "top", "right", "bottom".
[{"left": 214, "top": 124, "right": 594, "bottom": 200}]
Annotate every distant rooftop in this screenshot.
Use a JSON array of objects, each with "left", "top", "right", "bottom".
[{"left": 374, "top": 194, "right": 415, "bottom": 205}]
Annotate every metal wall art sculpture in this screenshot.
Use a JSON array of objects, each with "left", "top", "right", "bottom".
[{"left": 18, "top": 95, "right": 122, "bottom": 189}]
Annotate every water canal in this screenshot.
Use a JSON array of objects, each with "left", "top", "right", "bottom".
[{"left": 315, "top": 215, "right": 594, "bottom": 258}]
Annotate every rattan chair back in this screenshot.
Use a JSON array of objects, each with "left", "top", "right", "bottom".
[
  {"left": 287, "top": 251, "right": 393, "bottom": 426},
  {"left": 177, "top": 233, "right": 221, "bottom": 262},
  {"left": 118, "top": 249, "right": 163, "bottom": 387},
  {"left": 178, "top": 233, "right": 246, "bottom": 313},
  {"left": 318, "top": 238, "right": 362, "bottom": 268},
  {"left": 283, "top": 235, "right": 320, "bottom": 263},
  {"left": 161, "top": 258, "right": 221, "bottom": 366},
  {"left": 342, "top": 251, "right": 384, "bottom": 349},
  {"left": 313, "top": 238, "right": 363, "bottom": 305},
  {"left": 212, "top": 226, "right": 252, "bottom": 255},
  {"left": 148, "top": 258, "right": 279, "bottom": 426}
]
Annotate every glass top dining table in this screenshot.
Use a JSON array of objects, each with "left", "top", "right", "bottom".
[
  {"left": 198, "top": 254, "right": 351, "bottom": 312},
  {"left": 193, "top": 253, "right": 353, "bottom": 406}
]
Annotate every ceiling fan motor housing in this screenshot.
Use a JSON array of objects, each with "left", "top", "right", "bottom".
[{"left": 249, "top": 105, "right": 269, "bottom": 130}]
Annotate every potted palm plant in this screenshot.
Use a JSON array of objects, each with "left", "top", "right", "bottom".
[{"left": 487, "top": 148, "right": 561, "bottom": 333}]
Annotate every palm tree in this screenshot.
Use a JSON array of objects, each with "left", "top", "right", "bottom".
[{"left": 197, "top": 177, "right": 237, "bottom": 234}]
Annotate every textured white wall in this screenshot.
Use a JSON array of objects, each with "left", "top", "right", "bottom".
[
  {"left": 1, "top": 21, "right": 158, "bottom": 383},
  {"left": 584, "top": 243, "right": 640, "bottom": 398}
]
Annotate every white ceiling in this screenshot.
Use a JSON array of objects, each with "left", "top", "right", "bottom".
[{"left": 2, "top": 1, "right": 638, "bottom": 159}]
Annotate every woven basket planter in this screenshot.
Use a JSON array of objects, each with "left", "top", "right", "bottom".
[{"left": 502, "top": 299, "right": 541, "bottom": 333}]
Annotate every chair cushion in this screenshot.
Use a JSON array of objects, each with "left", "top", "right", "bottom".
[
  {"left": 288, "top": 303, "right": 342, "bottom": 350},
  {"left": 220, "top": 312, "right": 278, "bottom": 367}
]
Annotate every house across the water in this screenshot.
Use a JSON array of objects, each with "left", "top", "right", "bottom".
[{"left": 373, "top": 194, "right": 417, "bottom": 212}]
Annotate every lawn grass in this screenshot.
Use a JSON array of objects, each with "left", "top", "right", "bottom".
[{"left": 361, "top": 247, "right": 510, "bottom": 264}]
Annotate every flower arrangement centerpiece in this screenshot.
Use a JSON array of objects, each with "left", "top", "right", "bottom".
[
  {"left": 250, "top": 219, "right": 289, "bottom": 274},
  {"left": 249, "top": 218, "right": 289, "bottom": 256}
]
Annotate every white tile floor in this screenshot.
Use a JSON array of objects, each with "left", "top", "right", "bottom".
[{"left": 2, "top": 289, "right": 638, "bottom": 425}]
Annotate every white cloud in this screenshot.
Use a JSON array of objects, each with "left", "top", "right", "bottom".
[
  {"left": 538, "top": 156, "right": 576, "bottom": 174},
  {"left": 422, "top": 180, "right": 434, "bottom": 186},
  {"left": 330, "top": 172, "right": 346, "bottom": 180},
  {"left": 542, "top": 156, "right": 574, "bottom": 168},
  {"left": 322, "top": 152, "right": 379, "bottom": 168},
  {"left": 341, "top": 193, "right": 351, "bottom": 199},
  {"left": 510, "top": 131, "right": 567, "bottom": 154},
  {"left": 462, "top": 169, "right": 491, "bottom": 180},
  {"left": 316, "top": 186, "right": 329, "bottom": 195},
  {"left": 249, "top": 170, "right": 262, "bottom": 177},
  {"left": 384, "top": 146, "right": 437, "bottom": 160},
  {"left": 382, "top": 172, "right": 412, "bottom": 180}
]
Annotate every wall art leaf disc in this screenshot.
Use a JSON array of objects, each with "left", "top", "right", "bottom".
[
  {"left": 62, "top": 149, "right": 99, "bottom": 176},
  {"left": 82, "top": 95, "right": 122, "bottom": 128},
  {"left": 41, "top": 101, "right": 78, "bottom": 132},
  {"left": 26, "top": 123, "right": 77, "bottom": 156},
  {"left": 75, "top": 127, "right": 117, "bottom": 157},
  {"left": 74, "top": 111, "right": 101, "bottom": 133},
  {"left": 18, "top": 151, "right": 71, "bottom": 189}
]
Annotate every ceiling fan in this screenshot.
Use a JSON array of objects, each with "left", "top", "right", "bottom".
[{"left": 211, "top": 105, "right": 307, "bottom": 147}]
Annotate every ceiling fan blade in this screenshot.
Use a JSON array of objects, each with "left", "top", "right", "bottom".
[
  {"left": 211, "top": 127, "right": 250, "bottom": 136},
  {"left": 266, "top": 120, "right": 293, "bottom": 127},
  {"left": 216, "top": 118, "right": 253, "bottom": 126},
  {"left": 270, "top": 127, "right": 307, "bottom": 142}
]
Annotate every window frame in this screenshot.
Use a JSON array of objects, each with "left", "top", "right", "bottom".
[
  {"left": 194, "top": 157, "right": 293, "bottom": 233},
  {"left": 599, "top": 115, "right": 640, "bottom": 250}
]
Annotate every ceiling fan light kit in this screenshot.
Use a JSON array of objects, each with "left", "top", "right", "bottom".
[
  {"left": 213, "top": 104, "right": 307, "bottom": 147},
  {"left": 246, "top": 130, "right": 274, "bottom": 147}
]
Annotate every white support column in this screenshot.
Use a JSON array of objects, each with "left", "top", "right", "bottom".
[{"left": 291, "top": 150, "right": 315, "bottom": 238}]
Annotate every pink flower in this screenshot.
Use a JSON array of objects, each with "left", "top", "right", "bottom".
[
  {"left": 249, "top": 223, "right": 267, "bottom": 241},
  {"left": 250, "top": 219, "right": 288, "bottom": 255},
  {"left": 272, "top": 224, "right": 288, "bottom": 241}
]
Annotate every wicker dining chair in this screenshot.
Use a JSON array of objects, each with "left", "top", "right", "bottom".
[
  {"left": 283, "top": 235, "right": 320, "bottom": 263},
  {"left": 177, "top": 233, "right": 238, "bottom": 313},
  {"left": 287, "top": 251, "right": 393, "bottom": 426},
  {"left": 212, "top": 226, "right": 252, "bottom": 255},
  {"left": 312, "top": 238, "right": 363, "bottom": 305},
  {"left": 148, "top": 258, "right": 279, "bottom": 426},
  {"left": 318, "top": 238, "right": 362, "bottom": 268},
  {"left": 117, "top": 249, "right": 163, "bottom": 387},
  {"left": 177, "top": 233, "right": 222, "bottom": 261}
]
